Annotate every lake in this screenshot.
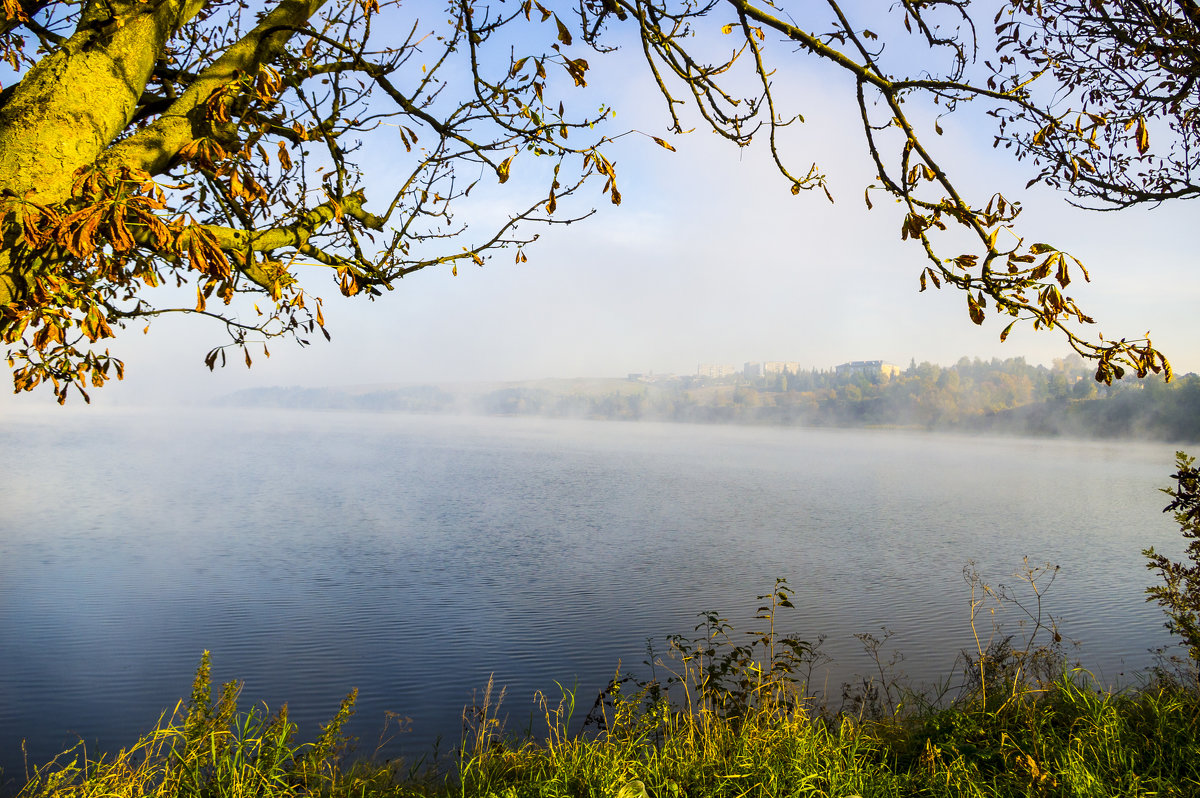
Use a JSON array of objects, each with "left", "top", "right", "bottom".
[{"left": 0, "top": 407, "right": 1188, "bottom": 785}]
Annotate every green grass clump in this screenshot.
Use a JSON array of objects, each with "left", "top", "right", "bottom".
[
  {"left": 15, "top": 650, "right": 386, "bottom": 798},
  {"left": 13, "top": 578, "right": 1200, "bottom": 798}
]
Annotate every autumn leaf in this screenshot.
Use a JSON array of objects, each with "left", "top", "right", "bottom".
[
  {"left": 554, "top": 14, "right": 572, "bottom": 45},
  {"left": 967, "top": 292, "right": 985, "bottom": 325},
  {"left": 497, "top": 153, "right": 516, "bottom": 183},
  {"left": 563, "top": 57, "right": 588, "bottom": 87},
  {"left": 1031, "top": 252, "right": 1057, "bottom": 281}
]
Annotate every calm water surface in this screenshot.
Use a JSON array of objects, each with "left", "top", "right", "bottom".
[{"left": 0, "top": 407, "right": 1187, "bottom": 783}]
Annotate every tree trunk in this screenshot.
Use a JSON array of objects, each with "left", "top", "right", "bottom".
[
  {"left": 0, "top": 0, "right": 326, "bottom": 309},
  {"left": 0, "top": 0, "right": 205, "bottom": 203},
  {"left": 0, "top": 0, "right": 205, "bottom": 308}
]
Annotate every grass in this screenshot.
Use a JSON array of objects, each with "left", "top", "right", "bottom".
[{"left": 11, "top": 576, "right": 1200, "bottom": 798}]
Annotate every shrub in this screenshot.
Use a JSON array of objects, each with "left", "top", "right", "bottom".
[{"left": 1145, "top": 452, "right": 1200, "bottom": 672}]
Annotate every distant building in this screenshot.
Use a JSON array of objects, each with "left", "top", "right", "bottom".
[
  {"left": 628, "top": 372, "right": 676, "bottom": 383},
  {"left": 762, "top": 361, "right": 803, "bottom": 376},
  {"left": 697, "top": 363, "right": 737, "bottom": 379},
  {"left": 835, "top": 360, "right": 901, "bottom": 379}
]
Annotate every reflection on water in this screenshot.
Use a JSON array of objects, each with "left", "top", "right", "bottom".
[{"left": 0, "top": 408, "right": 1185, "bottom": 781}]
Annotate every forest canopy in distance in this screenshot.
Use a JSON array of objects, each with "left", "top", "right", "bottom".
[{"left": 220, "top": 356, "right": 1200, "bottom": 443}]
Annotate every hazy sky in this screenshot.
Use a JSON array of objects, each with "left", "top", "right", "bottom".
[{"left": 3, "top": 8, "right": 1197, "bottom": 408}]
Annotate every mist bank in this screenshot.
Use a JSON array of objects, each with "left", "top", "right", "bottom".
[{"left": 216, "top": 356, "right": 1200, "bottom": 442}]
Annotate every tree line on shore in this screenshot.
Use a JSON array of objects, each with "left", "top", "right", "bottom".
[{"left": 222, "top": 355, "right": 1200, "bottom": 442}]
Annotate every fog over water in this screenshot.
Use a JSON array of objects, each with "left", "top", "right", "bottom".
[{"left": 0, "top": 407, "right": 1186, "bottom": 785}]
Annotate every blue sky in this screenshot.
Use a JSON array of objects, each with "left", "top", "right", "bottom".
[{"left": 3, "top": 4, "right": 1197, "bottom": 407}]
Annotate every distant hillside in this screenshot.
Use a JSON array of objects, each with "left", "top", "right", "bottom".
[
  {"left": 216, "top": 384, "right": 460, "bottom": 413},
  {"left": 215, "top": 357, "right": 1200, "bottom": 443}
]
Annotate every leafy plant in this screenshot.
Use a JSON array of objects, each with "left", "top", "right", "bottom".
[
  {"left": 17, "top": 651, "right": 361, "bottom": 798},
  {"left": 1146, "top": 451, "right": 1200, "bottom": 672},
  {"left": 625, "top": 578, "right": 821, "bottom": 723}
]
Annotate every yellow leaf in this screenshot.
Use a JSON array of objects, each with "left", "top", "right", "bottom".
[
  {"left": 277, "top": 142, "right": 293, "bottom": 171},
  {"left": 967, "top": 293, "right": 985, "bottom": 325},
  {"left": 497, "top": 154, "right": 516, "bottom": 183},
  {"left": 1135, "top": 116, "right": 1150, "bottom": 155},
  {"left": 1056, "top": 255, "right": 1070, "bottom": 287},
  {"left": 229, "top": 168, "right": 245, "bottom": 199},
  {"left": 1029, "top": 256, "right": 1049, "bottom": 281},
  {"left": 554, "top": 14, "right": 572, "bottom": 45},
  {"left": 110, "top": 211, "right": 134, "bottom": 252},
  {"left": 721, "top": 23, "right": 734, "bottom": 34}
]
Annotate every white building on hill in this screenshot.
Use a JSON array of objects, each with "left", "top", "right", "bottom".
[
  {"left": 696, "top": 363, "right": 737, "bottom": 378},
  {"left": 835, "top": 360, "right": 901, "bottom": 379}
]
